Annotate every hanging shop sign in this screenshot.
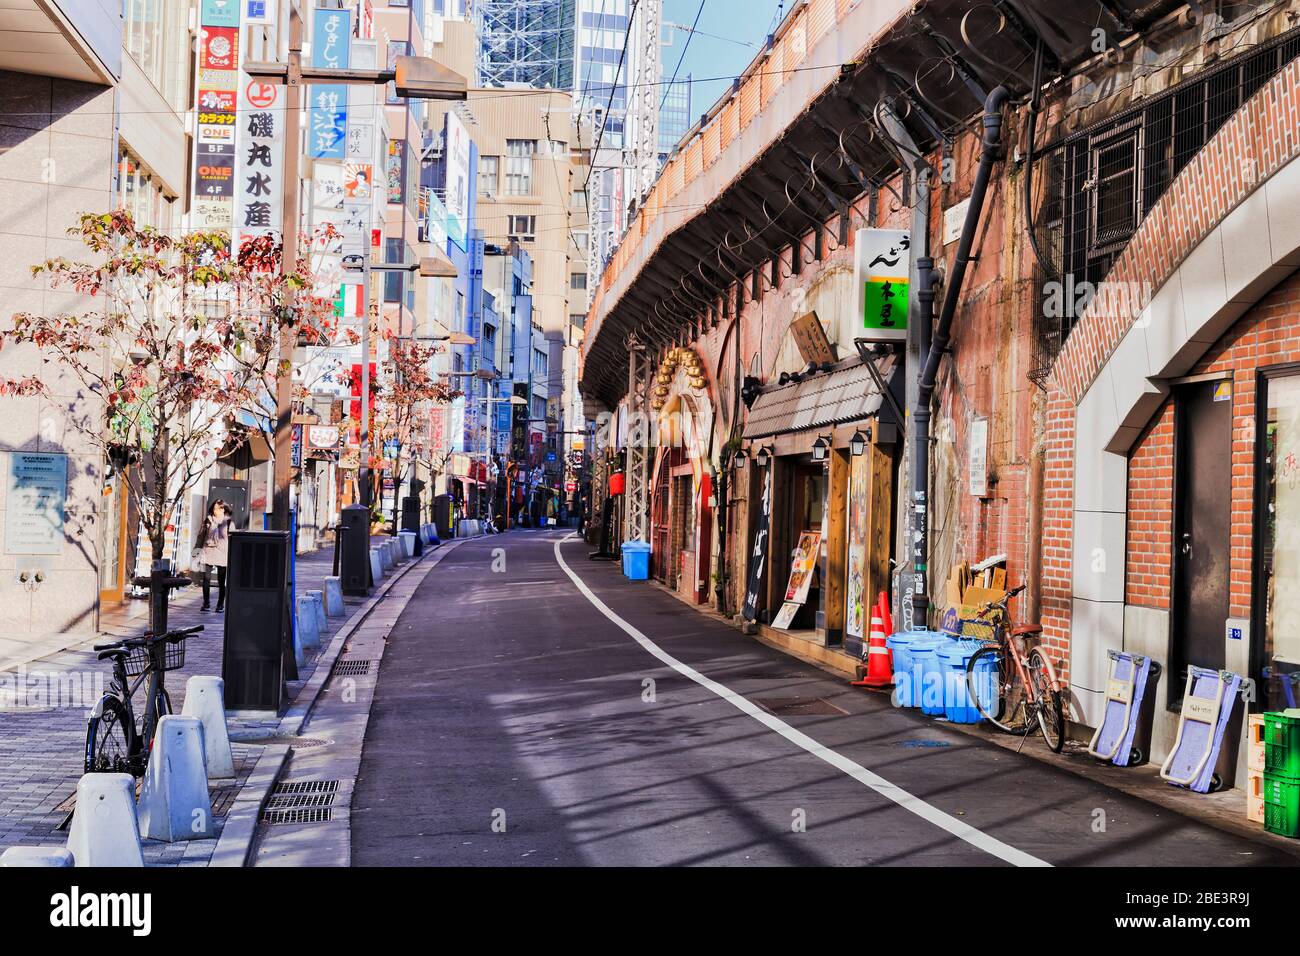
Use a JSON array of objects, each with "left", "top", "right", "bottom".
[
  {"left": 854, "top": 228, "right": 910, "bottom": 343},
  {"left": 444, "top": 111, "right": 471, "bottom": 249},
  {"left": 308, "top": 7, "right": 350, "bottom": 160},
  {"left": 192, "top": 1, "right": 241, "bottom": 228},
  {"left": 845, "top": 450, "right": 870, "bottom": 640},
  {"left": 742, "top": 465, "right": 773, "bottom": 622},
  {"left": 235, "top": 68, "right": 285, "bottom": 245},
  {"left": 791, "top": 311, "right": 836, "bottom": 367}
]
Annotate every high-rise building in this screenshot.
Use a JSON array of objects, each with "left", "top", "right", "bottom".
[
  {"left": 474, "top": 0, "right": 577, "bottom": 90},
  {"left": 658, "top": 73, "right": 691, "bottom": 162}
]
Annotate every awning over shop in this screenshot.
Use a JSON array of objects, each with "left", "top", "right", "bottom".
[
  {"left": 742, "top": 354, "right": 897, "bottom": 440},
  {"left": 217, "top": 427, "right": 272, "bottom": 468}
]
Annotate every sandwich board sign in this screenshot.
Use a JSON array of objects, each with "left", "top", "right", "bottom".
[{"left": 854, "top": 228, "right": 910, "bottom": 343}]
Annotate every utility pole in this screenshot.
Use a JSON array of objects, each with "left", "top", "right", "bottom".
[
  {"left": 270, "top": 3, "right": 304, "bottom": 533},
  {"left": 245, "top": 6, "right": 468, "bottom": 535}
]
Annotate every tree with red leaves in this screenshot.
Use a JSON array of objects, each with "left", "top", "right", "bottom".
[
  {"left": 374, "top": 336, "right": 456, "bottom": 529},
  {"left": 0, "top": 210, "right": 338, "bottom": 569}
]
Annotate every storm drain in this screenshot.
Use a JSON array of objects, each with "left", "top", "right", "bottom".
[
  {"left": 209, "top": 785, "right": 240, "bottom": 816},
  {"left": 335, "top": 659, "right": 374, "bottom": 677},
  {"left": 259, "top": 780, "right": 340, "bottom": 825},
  {"left": 753, "top": 696, "right": 848, "bottom": 717}
]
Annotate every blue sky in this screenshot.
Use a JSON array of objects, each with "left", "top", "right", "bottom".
[{"left": 662, "top": 0, "right": 787, "bottom": 118}]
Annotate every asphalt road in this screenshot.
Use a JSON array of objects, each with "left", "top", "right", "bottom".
[{"left": 350, "top": 530, "right": 1294, "bottom": 867}]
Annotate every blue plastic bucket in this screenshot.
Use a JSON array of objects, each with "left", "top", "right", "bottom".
[
  {"left": 886, "top": 632, "right": 921, "bottom": 707},
  {"left": 938, "top": 643, "right": 983, "bottom": 723},
  {"left": 910, "top": 637, "right": 949, "bottom": 715},
  {"left": 966, "top": 643, "right": 1003, "bottom": 721},
  {"left": 621, "top": 541, "right": 652, "bottom": 580}
]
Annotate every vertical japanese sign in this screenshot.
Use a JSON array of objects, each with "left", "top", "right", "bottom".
[
  {"left": 193, "top": 0, "right": 241, "bottom": 228},
  {"left": 742, "top": 466, "right": 773, "bottom": 622},
  {"left": 845, "top": 450, "right": 870, "bottom": 640},
  {"left": 444, "top": 111, "right": 471, "bottom": 249},
  {"left": 308, "top": 7, "right": 351, "bottom": 160},
  {"left": 235, "top": 0, "right": 284, "bottom": 250},
  {"left": 854, "top": 228, "right": 911, "bottom": 343}
]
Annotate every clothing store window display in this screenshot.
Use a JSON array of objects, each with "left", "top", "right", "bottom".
[{"left": 194, "top": 499, "right": 233, "bottom": 612}]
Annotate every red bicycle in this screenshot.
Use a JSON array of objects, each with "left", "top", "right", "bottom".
[{"left": 964, "top": 585, "right": 1065, "bottom": 753}]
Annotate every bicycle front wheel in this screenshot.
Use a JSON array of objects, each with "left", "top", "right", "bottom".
[
  {"left": 85, "top": 696, "right": 132, "bottom": 774},
  {"left": 1028, "top": 647, "right": 1066, "bottom": 753},
  {"left": 966, "top": 645, "right": 1028, "bottom": 733}
]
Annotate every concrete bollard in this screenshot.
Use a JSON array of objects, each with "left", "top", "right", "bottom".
[
  {"left": 1, "top": 846, "right": 74, "bottom": 867},
  {"left": 305, "top": 589, "right": 328, "bottom": 632},
  {"left": 137, "top": 716, "right": 215, "bottom": 842},
  {"left": 180, "top": 676, "right": 234, "bottom": 780},
  {"left": 399, "top": 531, "right": 416, "bottom": 558},
  {"left": 66, "top": 773, "right": 144, "bottom": 867},
  {"left": 384, "top": 539, "right": 398, "bottom": 568},
  {"left": 369, "top": 547, "right": 385, "bottom": 582},
  {"left": 296, "top": 595, "right": 321, "bottom": 651},
  {"left": 322, "top": 576, "right": 345, "bottom": 616},
  {"left": 389, "top": 537, "right": 405, "bottom": 564}
]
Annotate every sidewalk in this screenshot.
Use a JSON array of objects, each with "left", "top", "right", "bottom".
[{"left": 0, "top": 533, "right": 433, "bottom": 866}]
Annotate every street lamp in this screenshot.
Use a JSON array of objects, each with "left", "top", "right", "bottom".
[
  {"left": 249, "top": 1, "right": 468, "bottom": 533},
  {"left": 850, "top": 429, "right": 869, "bottom": 456},
  {"left": 733, "top": 446, "right": 748, "bottom": 468},
  {"left": 755, "top": 446, "right": 772, "bottom": 468},
  {"left": 811, "top": 434, "right": 832, "bottom": 462}
]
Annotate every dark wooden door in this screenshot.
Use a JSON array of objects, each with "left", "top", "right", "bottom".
[{"left": 1170, "top": 379, "right": 1232, "bottom": 703}]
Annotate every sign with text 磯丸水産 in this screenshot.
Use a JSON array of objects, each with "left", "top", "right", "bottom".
[
  {"left": 5, "top": 452, "right": 67, "bottom": 555},
  {"left": 854, "top": 228, "right": 911, "bottom": 343}
]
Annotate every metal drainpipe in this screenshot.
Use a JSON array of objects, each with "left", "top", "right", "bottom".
[{"left": 911, "top": 85, "right": 1011, "bottom": 626}]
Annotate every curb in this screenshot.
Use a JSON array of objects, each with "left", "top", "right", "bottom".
[{"left": 207, "top": 743, "right": 290, "bottom": 867}]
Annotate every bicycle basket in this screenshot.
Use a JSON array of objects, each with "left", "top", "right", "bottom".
[
  {"left": 959, "top": 618, "right": 999, "bottom": 643},
  {"left": 122, "top": 638, "right": 186, "bottom": 677}
]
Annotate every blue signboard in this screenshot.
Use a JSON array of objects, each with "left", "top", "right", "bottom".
[
  {"left": 311, "top": 7, "right": 352, "bottom": 68},
  {"left": 309, "top": 84, "right": 348, "bottom": 159},
  {"left": 201, "top": 0, "right": 240, "bottom": 28},
  {"left": 495, "top": 403, "right": 512, "bottom": 433},
  {"left": 308, "top": 8, "right": 350, "bottom": 159}
]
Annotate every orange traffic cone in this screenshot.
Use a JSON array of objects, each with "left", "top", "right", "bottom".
[
  {"left": 877, "top": 592, "right": 893, "bottom": 639},
  {"left": 851, "top": 607, "right": 894, "bottom": 689}
]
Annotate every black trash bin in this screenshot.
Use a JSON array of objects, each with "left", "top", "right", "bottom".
[
  {"left": 401, "top": 496, "right": 423, "bottom": 556},
  {"left": 222, "top": 530, "right": 292, "bottom": 712},
  {"left": 339, "top": 504, "right": 371, "bottom": 596}
]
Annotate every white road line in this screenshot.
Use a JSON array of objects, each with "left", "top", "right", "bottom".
[{"left": 552, "top": 534, "right": 1051, "bottom": 868}]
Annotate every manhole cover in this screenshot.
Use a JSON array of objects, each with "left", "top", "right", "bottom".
[
  {"left": 753, "top": 696, "right": 848, "bottom": 717},
  {"left": 895, "top": 739, "right": 952, "bottom": 749},
  {"left": 335, "top": 659, "right": 373, "bottom": 676}
]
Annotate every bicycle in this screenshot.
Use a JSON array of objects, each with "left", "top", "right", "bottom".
[
  {"left": 963, "top": 584, "right": 1066, "bottom": 753},
  {"left": 84, "top": 624, "right": 204, "bottom": 777}
]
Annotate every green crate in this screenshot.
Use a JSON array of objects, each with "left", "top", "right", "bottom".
[
  {"left": 1262, "top": 772, "right": 1300, "bottom": 838},
  {"left": 1263, "top": 711, "right": 1300, "bottom": 778}
]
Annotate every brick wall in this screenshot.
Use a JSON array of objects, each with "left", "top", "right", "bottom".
[{"left": 1126, "top": 403, "right": 1175, "bottom": 609}]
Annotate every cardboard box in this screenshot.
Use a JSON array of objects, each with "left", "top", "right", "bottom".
[
  {"left": 1248, "top": 714, "right": 1266, "bottom": 773},
  {"left": 1247, "top": 770, "right": 1265, "bottom": 824}
]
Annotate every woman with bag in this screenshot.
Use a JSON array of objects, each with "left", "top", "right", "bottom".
[{"left": 194, "top": 499, "right": 233, "bottom": 612}]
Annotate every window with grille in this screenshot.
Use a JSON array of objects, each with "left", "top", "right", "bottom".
[
  {"left": 508, "top": 214, "right": 536, "bottom": 242},
  {"left": 505, "top": 140, "right": 536, "bottom": 195},
  {"left": 1028, "top": 27, "right": 1300, "bottom": 384}
]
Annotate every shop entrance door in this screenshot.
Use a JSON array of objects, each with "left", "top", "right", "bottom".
[
  {"left": 1170, "top": 378, "right": 1232, "bottom": 706},
  {"left": 651, "top": 449, "right": 679, "bottom": 583}
]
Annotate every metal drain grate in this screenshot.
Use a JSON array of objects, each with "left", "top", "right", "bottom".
[
  {"left": 753, "top": 696, "right": 848, "bottom": 717},
  {"left": 233, "top": 736, "right": 332, "bottom": 750},
  {"left": 335, "top": 659, "right": 373, "bottom": 676},
  {"left": 260, "top": 805, "right": 333, "bottom": 825},
  {"left": 265, "top": 792, "right": 336, "bottom": 810},
  {"left": 272, "top": 779, "right": 340, "bottom": 796}
]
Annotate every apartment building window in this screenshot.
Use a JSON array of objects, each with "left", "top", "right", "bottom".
[
  {"left": 571, "top": 189, "right": 586, "bottom": 210},
  {"left": 531, "top": 395, "right": 546, "bottom": 421},
  {"left": 478, "top": 156, "right": 499, "bottom": 198},
  {"left": 117, "top": 147, "right": 176, "bottom": 233},
  {"left": 570, "top": 312, "right": 586, "bottom": 329},
  {"left": 483, "top": 323, "right": 497, "bottom": 357},
  {"left": 505, "top": 140, "right": 536, "bottom": 195},
  {"left": 533, "top": 348, "right": 548, "bottom": 380},
  {"left": 571, "top": 231, "right": 589, "bottom": 255},
  {"left": 125, "top": 0, "right": 189, "bottom": 112},
  {"left": 508, "top": 215, "right": 536, "bottom": 242},
  {"left": 570, "top": 273, "right": 587, "bottom": 291}
]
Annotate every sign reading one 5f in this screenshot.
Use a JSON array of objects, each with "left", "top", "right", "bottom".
[{"left": 854, "top": 229, "right": 910, "bottom": 343}]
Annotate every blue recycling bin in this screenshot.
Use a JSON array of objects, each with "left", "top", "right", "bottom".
[
  {"left": 886, "top": 631, "right": 927, "bottom": 708},
  {"left": 910, "top": 637, "right": 950, "bottom": 715},
  {"left": 622, "top": 541, "right": 652, "bottom": 580},
  {"left": 939, "top": 642, "right": 984, "bottom": 724}
]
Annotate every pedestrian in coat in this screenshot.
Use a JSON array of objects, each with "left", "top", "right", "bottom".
[{"left": 195, "top": 499, "right": 233, "bottom": 612}]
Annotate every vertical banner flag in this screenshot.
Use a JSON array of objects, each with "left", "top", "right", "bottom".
[
  {"left": 309, "top": 6, "right": 351, "bottom": 160},
  {"left": 235, "top": 0, "right": 283, "bottom": 248},
  {"left": 193, "top": 0, "right": 241, "bottom": 228},
  {"left": 853, "top": 228, "right": 911, "bottom": 342}
]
